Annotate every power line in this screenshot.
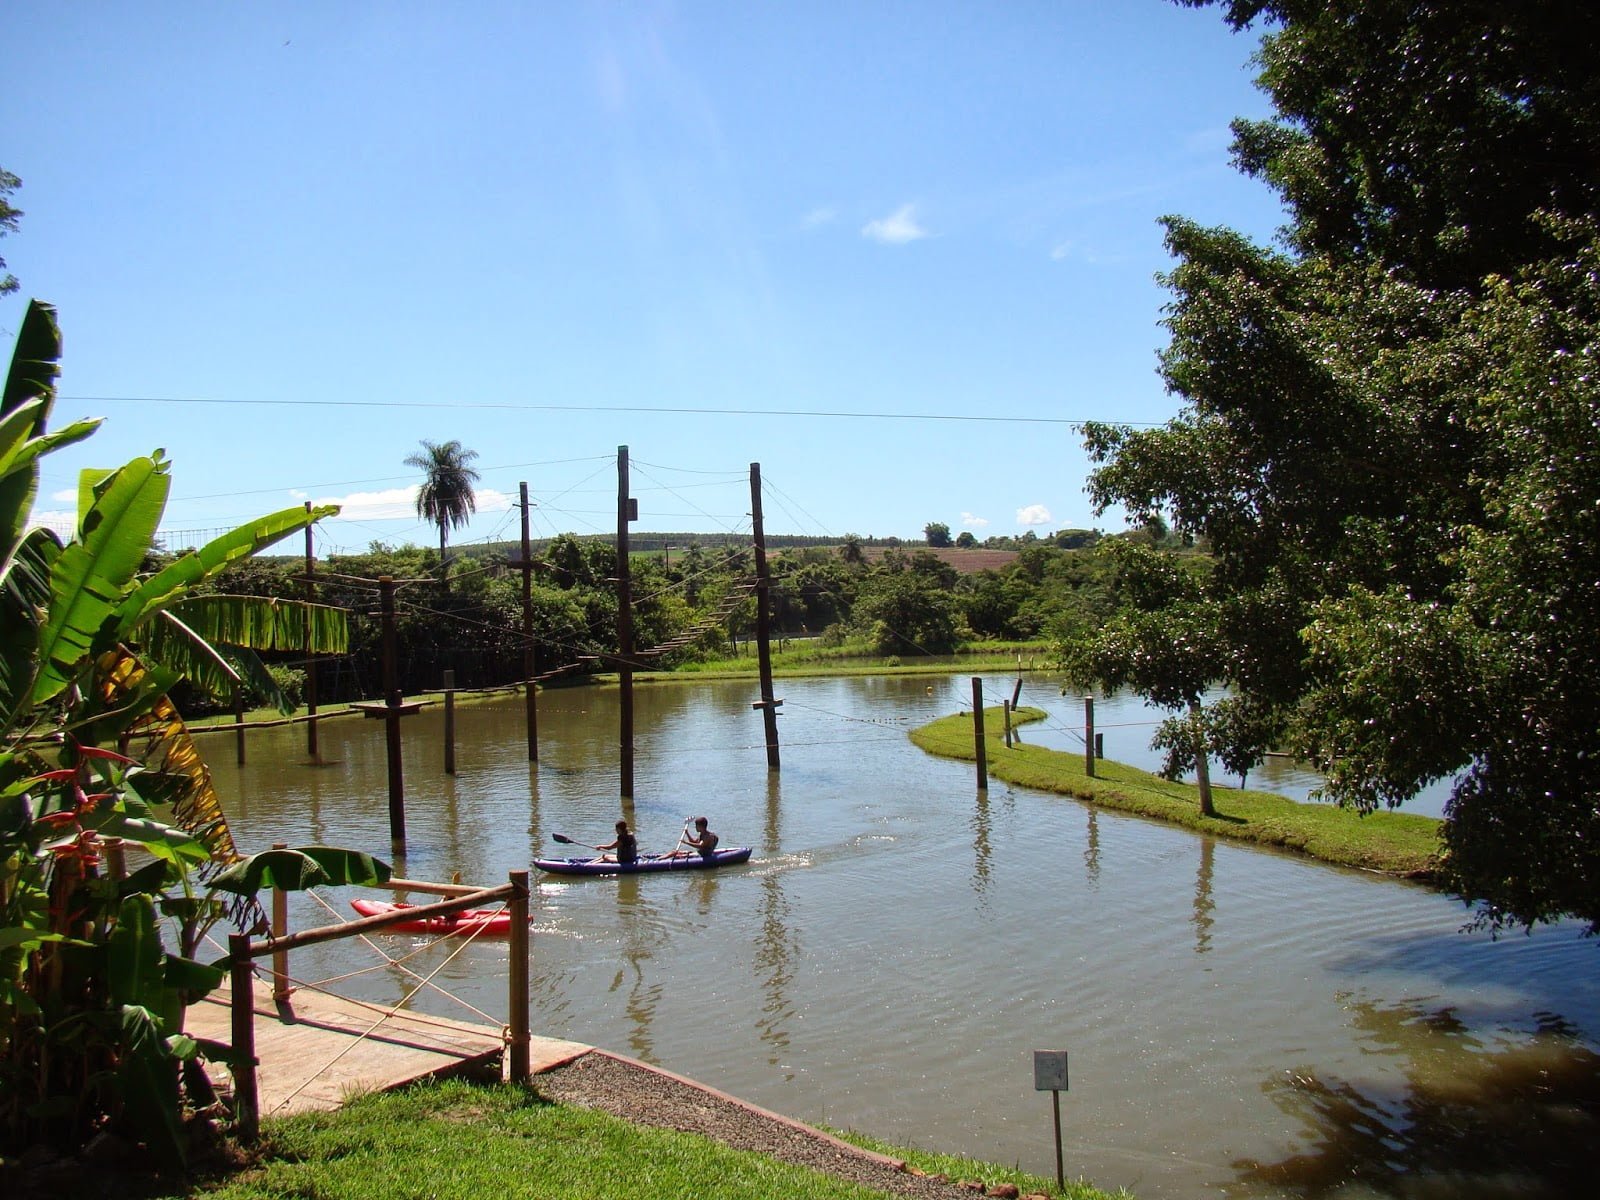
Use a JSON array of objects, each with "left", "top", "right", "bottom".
[{"left": 62, "top": 393, "right": 1127, "bottom": 427}]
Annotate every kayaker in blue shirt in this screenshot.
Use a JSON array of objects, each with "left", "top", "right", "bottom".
[
  {"left": 597, "top": 820, "right": 637, "bottom": 865},
  {"left": 682, "top": 816, "right": 719, "bottom": 860}
]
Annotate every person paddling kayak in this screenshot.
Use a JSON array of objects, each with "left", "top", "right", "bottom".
[
  {"left": 681, "top": 815, "right": 719, "bottom": 860},
  {"left": 596, "top": 819, "right": 638, "bottom": 865}
]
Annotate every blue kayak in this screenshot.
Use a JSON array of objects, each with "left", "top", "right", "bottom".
[{"left": 534, "top": 847, "right": 753, "bottom": 877}]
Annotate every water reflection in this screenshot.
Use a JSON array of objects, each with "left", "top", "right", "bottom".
[
  {"left": 1230, "top": 997, "right": 1600, "bottom": 1198},
  {"left": 971, "top": 789, "right": 992, "bottom": 900},
  {"left": 755, "top": 774, "right": 797, "bottom": 1072},
  {"left": 1193, "top": 837, "right": 1215, "bottom": 956},
  {"left": 613, "top": 876, "right": 665, "bottom": 1062},
  {"left": 210, "top": 677, "right": 1600, "bottom": 1200}
]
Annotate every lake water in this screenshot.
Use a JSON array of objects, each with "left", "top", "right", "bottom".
[{"left": 214, "top": 674, "right": 1599, "bottom": 1199}]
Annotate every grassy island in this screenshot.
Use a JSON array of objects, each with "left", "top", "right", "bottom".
[{"left": 911, "top": 707, "right": 1444, "bottom": 880}]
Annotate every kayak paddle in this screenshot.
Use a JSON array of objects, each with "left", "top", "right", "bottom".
[{"left": 552, "top": 833, "right": 602, "bottom": 851}]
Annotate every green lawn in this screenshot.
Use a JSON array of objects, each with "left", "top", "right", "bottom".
[
  {"left": 911, "top": 708, "right": 1444, "bottom": 879},
  {"left": 162, "top": 1080, "right": 1123, "bottom": 1200}
]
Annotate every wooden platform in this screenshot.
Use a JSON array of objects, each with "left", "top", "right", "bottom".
[{"left": 187, "top": 981, "right": 591, "bottom": 1118}]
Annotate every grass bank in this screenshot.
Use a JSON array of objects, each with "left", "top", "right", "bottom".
[
  {"left": 164, "top": 1079, "right": 1121, "bottom": 1200},
  {"left": 642, "top": 639, "right": 1053, "bottom": 682},
  {"left": 911, "top": 708, "right": 1444, "bottom": 880}
]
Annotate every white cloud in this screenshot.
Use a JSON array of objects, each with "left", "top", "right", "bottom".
[
  {"left": 28, "top": 509, "right": 77, "bottom": 536},
  {"left": 801, "top": 206, "right": 837, "bottom": 230},
  {"left": 312, "top": 485, "right": 516, "bottom": 524},
  {"left": 1049, "top": 241, "right": 1073, "bottom": 261},
  {"left": 314, "top": 486, "right": 420, "bottom": 522},
  {"left": 862, "top": 204, "right": 927, "bottom": 245},
  {"left": 50, "top": 488, "right": 76, "bottom": 502},
  {"left": 473, "top": 488, "right": 515, "bottom": 513},
  {"left": 961, "top": 512, "right": 989, "bottom": 528},
  {"left": 1016, "top": 504, "right": 1052, "bottom": 527},
  {"left": 289, "top": 488, "right": 309, "bottom": 501}
]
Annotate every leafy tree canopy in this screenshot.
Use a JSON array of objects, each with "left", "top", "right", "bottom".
[{"left": 1083, "top": 0, "right": 1600, "bottom": 930}]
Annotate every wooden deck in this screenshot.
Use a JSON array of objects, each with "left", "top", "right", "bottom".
[{"left": 187, "top": 981, "right": 591, "bottom": 1118}]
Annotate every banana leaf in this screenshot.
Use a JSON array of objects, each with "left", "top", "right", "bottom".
[
  {"left": 93, "top": 649, "right": 239, "bottom": 864},
  {"left": 0, "top": 527, "right": 60, "bottom": 735},
  {"left": 210, "top": 846, "right": 392, "bottom": 895},
  {"left": 29, "top": 456, "right": 171, "bottom": 709},
  {"left": 114, "top": 504, "right": 339, "bottom": 630}
]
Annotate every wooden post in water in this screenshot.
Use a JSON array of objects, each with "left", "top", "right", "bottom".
[
  {"left": 379, "top": 576, "right": 406, "bottom": 843},
  {"left": 519, "top": 482, "right": 538, "bottom": 761},
  {"left": 229, "top": 933, "right": 260, "bottom": 1143},
  {"left": 971, "top": 676, "right": 987, "bottom": 789},
  {"left": 443, "top": 670, "right": 456, "bottom": 776},
  {"left": 233, "top": 685, "right": 246, "bottom": 765},
  {"left": 507, "top": 869, "right": 531, "bottom": 1081},
  {"left": 270, "top": 842, "right": 290, "bottom": 1002},
  {"left": 1084, "top": 695, "right": 1096, "bottom": 778},
  {"left": 303, "top": 502, "right": 320, "bottom": 762},
  {"left": 749, "top": 463, "right": 781, "bottom": 770},
  {"left": 616, "top": 446, "right": 635, "bottom": 799},
  {"left": 1012, "top": 674, "right": 1023, "bottom": 710}
]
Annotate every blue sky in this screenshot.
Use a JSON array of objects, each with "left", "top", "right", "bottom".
[{"left": 4, "top": 2, "right": 1283, "bottom": 554}]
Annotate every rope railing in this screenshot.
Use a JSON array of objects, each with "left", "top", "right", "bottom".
[{"left": 223, "top": 870, "right": 531, "bottom": 1142}]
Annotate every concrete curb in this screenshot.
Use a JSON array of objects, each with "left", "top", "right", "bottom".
[{"left": 578, "top": 1048, "right": 911, "bottom": 1174}]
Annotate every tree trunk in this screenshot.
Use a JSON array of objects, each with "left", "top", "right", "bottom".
[
  {"left": 439, "top": 524, "right": 450, "bottom": 593},
  {"left": 1189, "top": 698, "right": 1215, "bottom": 817}
]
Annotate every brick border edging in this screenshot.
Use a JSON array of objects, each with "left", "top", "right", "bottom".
[{"left": 581, "top": 1048, "right": 910, "bottom": 1173}]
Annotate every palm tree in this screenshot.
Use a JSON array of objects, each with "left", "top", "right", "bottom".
[
  {"left": 404, "top": 439, "right": 480, "bottom": 589},
  {"left": 838, "top": 533, "right": 865, "bottom": 568}
]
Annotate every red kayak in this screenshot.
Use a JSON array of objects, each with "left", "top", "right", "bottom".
[{"left": 350, "top": 898, "right": 522, "bottom": 936}]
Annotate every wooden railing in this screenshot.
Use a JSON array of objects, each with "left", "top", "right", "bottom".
[{"left": 225, "top": 869, "right": 531, "bottom": 1141}]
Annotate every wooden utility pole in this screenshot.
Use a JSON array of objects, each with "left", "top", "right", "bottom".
[
  {"left": 519, "top": 482, "right": 538, "bottom": 761},
  {"left": 303, "top": 502, "right": 320, "bottom": 762},
  {"left": 379, "top": 575, "right": 406, "bottom": 843},
  {"left": 749, "top": 463, "right": 781, "bottom": 770},
  {"left": 617, "top": 446, "right": 635, "bottom": 798}
]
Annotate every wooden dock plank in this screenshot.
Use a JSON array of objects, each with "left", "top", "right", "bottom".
[{"left": 187, "top": 981, "right": 591, "bottom": 1118}]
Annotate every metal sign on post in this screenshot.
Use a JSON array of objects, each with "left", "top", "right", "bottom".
[{"left": 1033, "top": 1050, "right": 1069, "bottom": 1190}]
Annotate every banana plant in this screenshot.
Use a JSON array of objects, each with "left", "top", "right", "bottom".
[{"left": 0, "top": 302, "right": 387, "bottom": 1166}]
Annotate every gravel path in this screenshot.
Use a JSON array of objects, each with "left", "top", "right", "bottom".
[{"left": 532, "top": 1051, "right": 1025, "bottom": 1199}]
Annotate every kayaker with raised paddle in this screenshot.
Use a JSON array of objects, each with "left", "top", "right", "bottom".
[
  {"left": 596, "top": 819, "right": 637, "bottom": 865},
  {"left": 681, "top": 815, "right": 719, "bottom": 860}
]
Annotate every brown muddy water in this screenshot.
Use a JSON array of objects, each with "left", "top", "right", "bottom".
[{"left": 213, "top": 674, "right": 1599, "bottom": 1200}]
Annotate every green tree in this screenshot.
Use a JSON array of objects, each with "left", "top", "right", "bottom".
[
  {"left": 837, "top": 533, "right": 865, "bottom": 568},
  {"left": 0, "top": 168, "right": 20, "bottom": 296},
  {"left": 955, "top": 530, "right": 976, "bottom": 548},
  {"left": 1, "top": 302, "right": 383, "bottom": 1164},
  {"left": 923, "top": 521, "right": 952, "bottom": 548},
  {"left": 1084, "top": 1, "right": 1600, "bottom": 929},
  {"left": 404, "top": 439, "right": 480, "bottom": 591}
]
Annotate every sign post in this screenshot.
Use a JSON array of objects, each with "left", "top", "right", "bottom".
[{"left": 1033, "top": 1050, "right": 1069, "bottom": 1191}]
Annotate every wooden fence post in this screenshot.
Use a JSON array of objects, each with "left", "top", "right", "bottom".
[
  {"left": 1084, "top": 695, "right": 1096, "bottom": 778},
  {"left": 270, "top": 842, "right": 290, "bottom": 1003},
  {"left": 443, "top": 669, "right": 457, "bottom": 776},
  {"left": 229, "top": 933, "right": 260, "bottom": 1143},
  {"left": 971, "top": 677, "right": 987, "bottom": 789},
  {"left": 507, "top": 870, "right": 531, "bottom": 1081},
  {"left": 1003, "top": 699, "right": 1013, "bottom": 748}
]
